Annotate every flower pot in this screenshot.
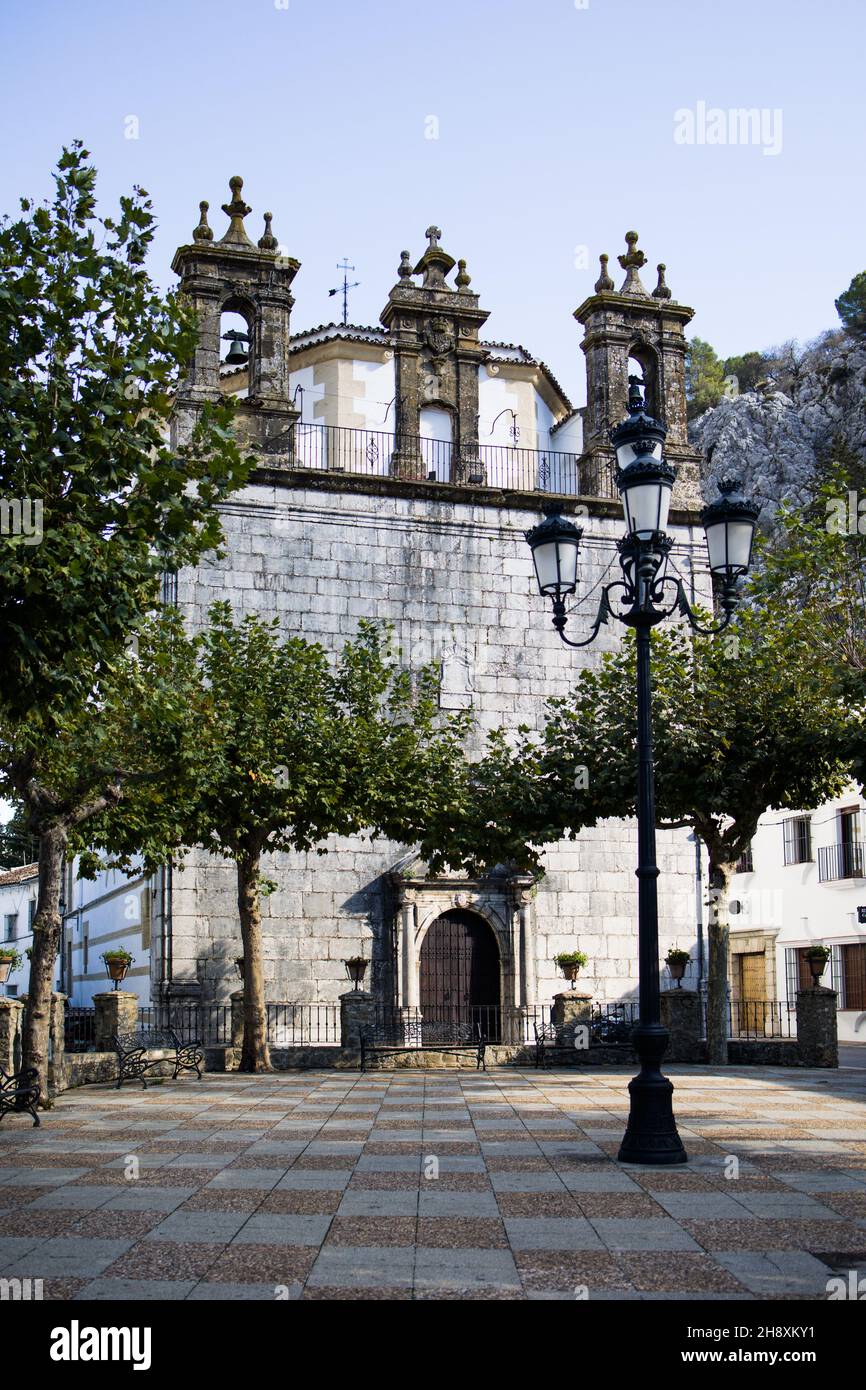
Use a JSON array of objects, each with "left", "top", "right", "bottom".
[
  {"left": 0, "top": 961, "right": 11, "bottom": 984},
  {"left": 559, "top": 963, "right": 580, "bottom": 987},
  {"left": 667, "top": 960, "right": 687, "bottom": 988},
  {"left": 105, "top": 959, "right": 130, "bottom": 989},
  {"left": 806, "top": 954, "right": 828, "bottom": 987}
]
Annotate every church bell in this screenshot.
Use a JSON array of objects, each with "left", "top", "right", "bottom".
[{"left": 222, "top": 330, "right": 249, "bottom": 367}]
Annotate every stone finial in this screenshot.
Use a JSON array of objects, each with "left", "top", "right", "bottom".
[
  {"left": 594, "top": 252, "right": 615, "bottom": 293},
  {"left": 192, "top": 200, "right": 213, "bottom": 242},
  {"left": 398, "top": 249, "right": 413, "bottom": 279},
  {"left": 652, "top": 263, "right": 672, "bottom": 299},
  {"left": 220, "top": 175, "right": 254, "bottom": 247},
  {"left": 258, "top": 211, "right": 278, "bottom": 251},
  {"left": 413, "top": 224, "right": 456, "bottom": 289},
  {"left": 617, "top": 230, "right": 649, "bottom": 296},
  {"left": 455, "top": 258, "right": 471, "bottom": 291}
]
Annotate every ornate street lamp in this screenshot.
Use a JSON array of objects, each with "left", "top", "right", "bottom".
[
  {"left": 525, "top": 376, "right": 760, "bottom": 1165},
  {"left": 343, "top": 957, "right": 369, "bottom": 990}
]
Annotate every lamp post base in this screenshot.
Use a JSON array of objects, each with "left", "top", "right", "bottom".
[{"left": 617, "top": 1025, "right": 688, "bottom": 1166}]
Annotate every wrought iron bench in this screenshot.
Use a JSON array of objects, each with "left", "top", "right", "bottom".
[
  {"left": 359, "top": 1019, "right": 487, "bottom": 1073},
  {"left": 533, "top": 1021, "right": 591, "bottom": 1068},
  {"left": 0, "top": 1066, "right": 41, "bottom": 1126},
  {"left": 112, "top": 1028, "right": 204, "bottom": 1089}
]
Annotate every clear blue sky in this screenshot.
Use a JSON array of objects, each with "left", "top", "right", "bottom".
[{"left": 0, "top": 0, "right": 863, "bottom": 406}]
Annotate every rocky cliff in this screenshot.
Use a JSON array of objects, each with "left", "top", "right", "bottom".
[{"left": 690, "top": 331, "right": 866, "bottom": 519}]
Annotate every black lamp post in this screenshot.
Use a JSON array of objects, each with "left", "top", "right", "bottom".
[{"left": 525, "top": 376, "right": 760, "bottom": 1165}]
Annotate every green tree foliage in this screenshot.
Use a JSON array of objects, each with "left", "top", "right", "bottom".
[
  {"left": 0, "top": 145, "right": 252, "bottom": 1090},
  {"left": 835, "top": 270, "right": 866, "bottom": 337},
  {"left": 89, "top": 606, "right": 474, "bottom": 1072},
  {"left": 0, "top": 612, "right": 199, "bottom": 1096},
  {"left": 0, "top": 804, "right": 38, "bottom": 870},
  {"left": 722, "top": 351, "right": 766, "bottom": 396},
  {"left": 0, "top": 143, "right": 250, "bottom": 720},
  {"left": 685, "top": 338, "right": 727, "bottom": 419},
  {"left": 441, "top": 575, "right": 858, "bottom": 1064}
]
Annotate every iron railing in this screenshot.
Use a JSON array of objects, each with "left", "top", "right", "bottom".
[
  {"left": 372, "top": 1003, "right": 501, "bottom": 1044},
  {"left": 266, "top": 1002, "right": 340, "bottom": 1046},
  {"left": 818, "top": 842, "right": 864, "bottom": 882},
  {"left": 728, "top": 999, "right": 797, "bottom": 1039},
  {"left": 139, "top": 1003, "right": 230, "bottom": 1046},
  {"left": 287, "top": 422, "right": 617, "bottom": 499},
  {"left": 64, "top": 1006, "right": 97, "bottom": 1053}
]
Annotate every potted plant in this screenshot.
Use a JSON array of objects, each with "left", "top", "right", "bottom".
[
  {"left": 343, "top": 957, "right": 369, "bottom": 990},
  {"left": 665, "top": 948, "right": 691, "bottom": 988},
  {"left": 101, "top": 949, "right": 134, "bottom": 990},
  {"left": 554, "top": 951, "right": 588, "bottom": 988},
  {"left": 0, "top": 948, "right": 23, "bottom": 985},
  {"left": 803, "top": 944, "right": 831, "bottom": 987}
]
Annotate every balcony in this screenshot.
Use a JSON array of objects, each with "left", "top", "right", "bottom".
[
  {"left": 284, "top": 422, "right": 617, "bottom": 499},
  {"left": 817, "top": 842, "right": 865, "bottom": 883}
]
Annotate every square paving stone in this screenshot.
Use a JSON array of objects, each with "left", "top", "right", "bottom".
[
  {"left": 651, "top": 1192, "right": 750, "bottom": 1220},
  {"left": 589, "top": 1218, "right": 703, "bottom": 1252},
  {"left": 144, "top": 1211, "right": 251, "bottom": 1243},
  {"left": 337, "top": 1190, "right": 419, "bottom": 1217},
  {"left": 232, "top": 1214, "right": 332, "bottom": 1246},
  {"left": 307, "top": 1245, "right": 415, "bottom": 1289},
  {"left": 76, "top": 1278, "right": 198, "bottom": 1300},
  {"left": 98, "top": 1187, "right": 198, "bottom": 1213},
  {"left": 189, "top": 1281, "right": 302, "bottom": 1300},
  {"left": 489, "top": 1172, "right": 566, "bottom": 1193},
  {"left": 504, "top": 1218, "right": 604, "bottom": 1251},
  {"left": 205, "top": 1168, "right": 285, "bottom": 1191},
  {"left": 418, "top": 1190, "right": 499, "bottom": 1218},
  {"left": 276, "top": 1170, "right": 352, "bottom": 1190},
  {"left": 713, "top": 1250, "right": 835, "bottom": 1296},
  {"left": 1, "top": 1237, "right": 135, "bottom": 1278},
  {"left": 414, "top": 1247, "right": 521, "bottom": 1290},
  {"left": 30, "top": 1186, "right": 116, "bottom": 1211}
]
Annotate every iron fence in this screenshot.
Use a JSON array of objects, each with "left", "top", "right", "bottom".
[
  {"left": 266, "top": 1002, "right": 340, "bottom": 1046},
  {"left": 138, "top": 1003, "right": 230, "bottom": 1046},
  {"left": 287, "top": 422, "right": 617, "bottom": 499},
  {"left": 728, "top": 999, "right": 797, "bottom": 1039},
  {"left": 64, "top": 1006, "right": 97, "bottom": 1053}
]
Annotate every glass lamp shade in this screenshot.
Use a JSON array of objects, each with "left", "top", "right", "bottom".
[
  {"left": 700, "top": 478, "right": 761, "bottom": 578},
  {"left": 524, "top": 511, "right": 582, "bottom": 598},
  {"left": 618, "top": 461, "right": 677, "bottom": 540}
]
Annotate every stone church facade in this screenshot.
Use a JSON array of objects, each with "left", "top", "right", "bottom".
[{"left": 151, "top": 177, "right": 712, "bottom": 1039}]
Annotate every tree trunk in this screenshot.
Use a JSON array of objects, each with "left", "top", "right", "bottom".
[
  {"left": 706, "top": 863, "right": 734, "bottom": 1066},
  {"left": 21, "top": 827, "right": 67, "bottom": 1102},
  {"left": 236, "top": 853, "right": 271, "bottom": 1072}
]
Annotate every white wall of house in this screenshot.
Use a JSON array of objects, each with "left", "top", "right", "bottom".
[
  {"left": 731, "top": 787, "right": 866, "bottom": 1043},
  {"left": 62, "top": 859, "right": 153, "bottom": 1006},
  {"left": 0, "top": 866, "right": 46, "bottom": 998}
]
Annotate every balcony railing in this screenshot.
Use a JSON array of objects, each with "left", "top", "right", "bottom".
[
  {"left": 287, "top": 422, "right": 617, "bottom": 499},
  {"left": 817, "top": 842, "right": 865, "bottom": 883}
]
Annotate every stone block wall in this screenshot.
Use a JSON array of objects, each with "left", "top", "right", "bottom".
[{"left": 165, "top": 479, "right": 710, "bottom": 1009}]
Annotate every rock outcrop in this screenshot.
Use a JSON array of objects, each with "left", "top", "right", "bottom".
[{"left": 690, "top": 331, "right": 866, "bottom": 520}]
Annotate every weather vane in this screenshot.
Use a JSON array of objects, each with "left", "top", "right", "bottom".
[{"left": 328, "top": 258, "right": 360, "bottom": 326}]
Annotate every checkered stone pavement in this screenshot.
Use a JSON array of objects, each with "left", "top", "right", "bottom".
[{"left": 1, "top": 1065, "right": 864, "bottom": 1301}]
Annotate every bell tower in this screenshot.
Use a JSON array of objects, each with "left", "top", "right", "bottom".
[
  {"left": 171, "top": 176, "right": 300, "bottom": 455},
  {"left": 575, "top": 232, "right": 701, "bottom": 507},
  {"left": 380, "top": 227, "right": 489, "bottom": 483}
]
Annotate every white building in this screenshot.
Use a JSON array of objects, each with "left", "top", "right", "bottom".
[
  {"left": 730, "top": 788, "right": 866, "bottom": 1043},
  {"left": 0, "top": 863, "right": 41, "bottom": 999},
  {"left": 60, "top": 859, "right": 154, "bottom": 1006}
]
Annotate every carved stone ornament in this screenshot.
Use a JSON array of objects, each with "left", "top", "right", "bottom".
[{"left": 425, "top": 316, "right": 454, "bottom": 356}]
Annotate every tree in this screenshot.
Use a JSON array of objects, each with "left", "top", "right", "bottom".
[
  {"left": 98, "top": 605, "right": 473, "bottom": 1073},
  {"left": 442, "top": 575, "right": 857, "bottom": 1064},
  {"left": 0, "top": 145, "right": 251, "bottom": 1090},
  {"left": 686, "top": 338, "right": 726, "bottom": 419},
  {"left": 835, "top": 271, "right": 866, "bottom": 338},
  {"left": 0, "top": 613, "right": 199, "bottom": 1098},
  {"left": 0, "top": 143, "right": 250, "bottom": 719},
  {"left": 722, "top": 351, "right": 767, "bottom": 396}
]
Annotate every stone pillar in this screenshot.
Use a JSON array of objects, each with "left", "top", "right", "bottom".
[
  {"left": 660, "top": 989, "right": 702, "bottom": 1062},
  {"left": 796, "top": 986, "right": 838, "bottom": 1068},
  {"left": 340, "top": 990, "right": 376, "bottom": 1050},
  {"left": 0, "top": 998, "right": 25, "bottom": 1075},
  {"left": 93, "top": 991, "right": 139, "bottom": 1052},
  {"left": 230, "top": 990, "right": 245, "bottom": 1049},
  {"left": 551, "top": 992, "right": 592, "bottom": 1027},
  {"left": 398, "top": 896, "right": 418, "bottom": 1010},
  {"left": 48, "top": 993, "right": 67, "bottom": 1094}
]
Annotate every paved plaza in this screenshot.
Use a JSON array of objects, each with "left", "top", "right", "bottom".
[{"left": 0, "top": 1065, "right": 864, "bottom": 1301}]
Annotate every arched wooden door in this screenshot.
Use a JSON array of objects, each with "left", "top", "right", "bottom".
[{"left": 419, "top": 910, "right": 500, "bottom": 1040}]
